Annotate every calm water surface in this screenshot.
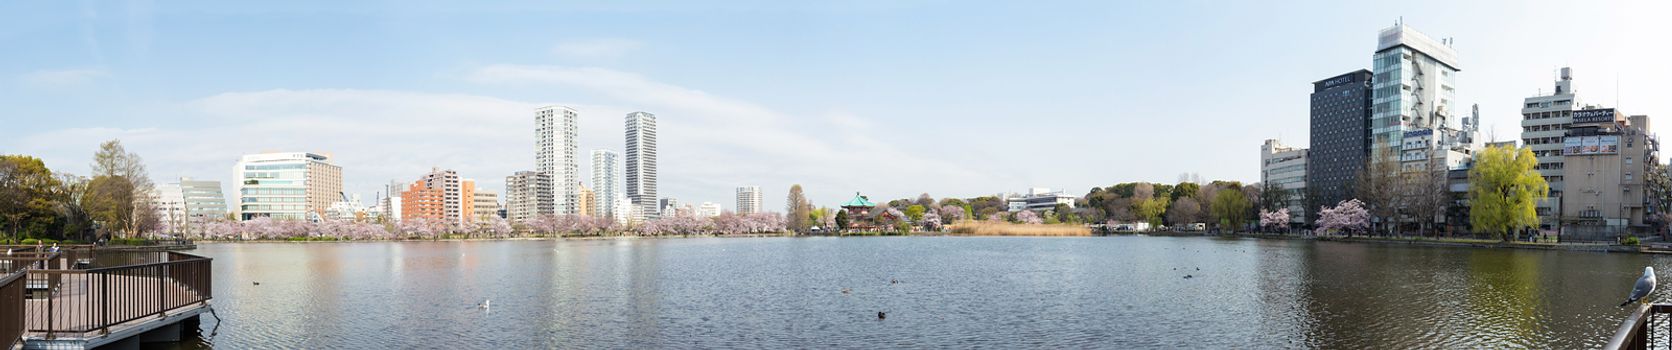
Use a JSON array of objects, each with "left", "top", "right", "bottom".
[{"left": 167, "top": 236, "right": 1670, "bottom": 349}]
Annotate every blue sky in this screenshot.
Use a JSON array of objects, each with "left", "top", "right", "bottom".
[{"left": 3, "top": 0, "right": 1670, "bottom": 208}]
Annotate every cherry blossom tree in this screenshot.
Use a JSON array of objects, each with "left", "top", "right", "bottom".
[
  {"left": 1259, "top": 208, "right": 1291, "bottom": 232},
  {"left": 939, "top": 205, "right": 966, "bottom": 224},
  {"left": 1315, "top": 199, "right": 1369, "bottom": 236},
  {"left": 921, "top": 211, "right": 943, "bottom": 231},
  {"left": 1015, "top": 210, "right": 1043, "bottom": 225}
]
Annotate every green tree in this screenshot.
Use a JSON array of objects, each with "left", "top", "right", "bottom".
[
  {"left": 835, "top": 209, "right": 851, "bottom": 231},
  {"left": 1211, "top": 189, "right": 1250, "bottom": 232},
  {"left": 53, "top": 172, "right": 95, "bottom": 242},
  {"left": 1134, "top": 197, "right": 1170, "bottom": 227},
  {"left": 83, "top": 175, "right": 136, "bottom": 239},
  {"left": 0, "top": 155, "right": 63, "bottom": 240},
  {"left": 904, "top": 205, "right": 926, "bottom": 221},
  {"left": 1053, "top": 203, "right": 1073, "bottom": 223},
  {"left": 1468, "top": 145, "right": 1547, "bottom": 241},
  {"left": 1170, "top": 182, "right": 1199, "bottom": 202}
]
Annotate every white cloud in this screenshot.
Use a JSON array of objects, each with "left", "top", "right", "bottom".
[
  {"left": 19, "top": 68, "right": 108, "bottom": 88},
  {"left": 7, "top": 66, "right": 1013, "bottom": 210},
  {"left": 466, "top": 64, "right": 1013, "bottom": 205},
  {"left": 8, "top": 89, "right": 543, "bottom": 204},
  {"left": 550, "top": 38, "right": 642, "bottom": 59}
]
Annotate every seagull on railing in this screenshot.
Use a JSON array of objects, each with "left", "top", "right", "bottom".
[{"left": 1621, "top": 266, "right": 1657, "bottom": 307}]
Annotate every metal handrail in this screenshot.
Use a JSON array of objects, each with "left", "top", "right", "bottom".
[
  {"left": 83, "top": 255, "right": 211, "bottom": 273},
  {"left": 0, "top": 270, "right": 25, "bottom": 349},
  {"left": 20, "top": 251, "right": 213, "bottom": 338},
  {"left": 1608, "top": 303, "right": 1672, "bottom": 349}
]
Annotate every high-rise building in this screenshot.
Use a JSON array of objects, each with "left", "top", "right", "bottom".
[
  {"left": 401, "top": 181, "right": 446, "bottom": 223},
  {"left": 233, "top": 152, "right": 342, "bottom": 221},
  {"left": 736, "top": 186, "right": 762, "bottom": 215},
  {"left": 1260, "top": 140, "right": 1308, "bottom": 224},
  {"left": 577, "top": 182, "right": 595, "bottom": 217},
  {"left": 473, "top": 191, "right": 500, "bottom": 221},
  {"left": 537, "top": 106, "right": 579, "bottom": 215},
  {"left": 410, "top": 168, "right": 467, "bottom": 224},
  {"left": 382, "top": 180, "right": 405, "bottom": 223},
  {"left": 462, "top": 179, "right": 477, "bottom": 222},
  {"left": 178, "top": 178, "right": 227, "bottom": 219},
  {"left": 153, "top": 183, "right": 186, "bottom": 230},
  {"left": 1307, "top": 70, "right": 1374, "bottom": 222},
  {"left": 626, "top": 111, "right": 659, "bottom": 220},
  {"left": 1369, "top": 23, "right": 1460, "bottom": 160},
  {"left": 1522, "top": 67, "right": 1580, "bottom": 228},
  {"left": 659, "top": 198, "right": 679, "bottom": 217},
  {"left": 505, "top": 171, "right": 553, "bottom": 222},
  {"left": 1559, "top": 108, "right": 1658, "bottom": 238},
  {"left": 591, "top": 150, "right": 621, "bottom": 219},
  {"left": 153, "top": 177, "right": 229, "bottom": 231}
]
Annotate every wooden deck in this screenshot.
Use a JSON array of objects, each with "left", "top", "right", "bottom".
[{"left": 23, "top": 273, "right": 209, "bottom": 339}]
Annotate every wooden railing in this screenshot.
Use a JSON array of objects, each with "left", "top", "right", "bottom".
[{"left": 1609, "top": 303, "right": 1672, "bottom": 349}]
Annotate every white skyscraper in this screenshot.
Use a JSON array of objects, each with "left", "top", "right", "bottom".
[
  {"left": 1369, "top": 22, "right": 1460, "bottom": 160},
  {"left": 736, "top": 186, "right": 762, "bottom": 215},
  {"left": 537, "top": 106, "right": 579, "bottom": 215},
  {"left": 625, "top": 111, "right": 659, "bottom": 220},
  {"left": 591, "top": 150, "right": 622, "bottom": 220}
]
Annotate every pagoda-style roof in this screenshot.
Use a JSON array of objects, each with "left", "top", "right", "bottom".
[{"left": 840, "top": 192, "right": 876, "bottom": 208}]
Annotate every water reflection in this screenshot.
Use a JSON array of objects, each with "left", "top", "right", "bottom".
[{"left": 169, "top": 237, "right": 1669, "bottom": 348}]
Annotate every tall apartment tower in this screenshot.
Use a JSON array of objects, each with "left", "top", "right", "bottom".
[
  {"left": 736, "top": 186, "right": 762, "bottom": 215},
  {"left": 1369, "top": 23, "right": 1461, "bottom": 161},
  {"left": 1521, "top": 67, "right": 1580, "bottom": 228},
  {"left": 1306, "top": 70, "right": 1374, "bottom": 223},
  {"left": 472, "top": 191, "right": 500, "bottom": 221},
  {"left": 418, "top": 168, "right": 464, "bottom": 223},
  {"left": 625, "top": 111, "right": 659, "bottom": 220},
  {"left": 505, "top": 171, "right": 553, "bottom": 222},
  {"left": 591, "top": 150, "right": 621, "bottom": 219},
  {"left": 233, "top": 152, "right": 343, "bottom": 221},
  {"left": 537, "top": 106, "right": 579, "bottom": 215}
]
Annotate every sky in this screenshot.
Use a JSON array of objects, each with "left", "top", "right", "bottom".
[{"left": 3, "top": 0, "right": 1671, "bottom": 209}]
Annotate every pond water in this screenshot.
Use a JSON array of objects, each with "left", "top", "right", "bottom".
[{"left": 166, "top": 236, "right": 1664, "bottom": 348}]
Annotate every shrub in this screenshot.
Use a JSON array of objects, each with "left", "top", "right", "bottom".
[{"left": 1624, "top": 236, "right": 1642, "bottom": 246}]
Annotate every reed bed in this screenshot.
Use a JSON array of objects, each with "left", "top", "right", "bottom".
[{"left": 947, "top": 222, "right": 1091, "bottom": 236}]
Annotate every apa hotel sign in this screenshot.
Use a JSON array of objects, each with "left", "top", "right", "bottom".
[{"left": 1572, "top": 108, "right": 1617, "bottom": 124}]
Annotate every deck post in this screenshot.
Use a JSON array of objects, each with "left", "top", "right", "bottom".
[
  {"left": 44, "top": 275, "right": 53, "bottom": 340},
  {"left": 156, "top": 265, "right": 166, "bottom": 318},
  {"left": 100, "top": 272, "right": 109, "bottom": 335}
]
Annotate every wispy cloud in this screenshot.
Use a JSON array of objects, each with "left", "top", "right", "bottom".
[
  {"left": 19, "top": 68, "right": 108, "bottom": 88},
  {"left": 550, "top": 38, "right": 642, "bottom": 59},
  {"left": 8, "top": 65, "right": 1012, "bottom": 209},
  {"left": 465, "top": 64, "right": 1011, "bottom": 204}
]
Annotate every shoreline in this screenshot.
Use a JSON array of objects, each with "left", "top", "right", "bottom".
[{"left": 183, "top": 232, "right": 1661, "bottom": 255}]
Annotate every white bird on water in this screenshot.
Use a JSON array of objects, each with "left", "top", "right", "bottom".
[
  {"left": 1621, "top": 266, "right": 1657, "bottom": 307},
  {"left": 478, "top": 299, "right": 491, "bottom": 309}
]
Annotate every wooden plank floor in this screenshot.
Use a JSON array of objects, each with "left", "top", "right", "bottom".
[{"left": 22, "top": 274, "right": 207, "bottom": 338}]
